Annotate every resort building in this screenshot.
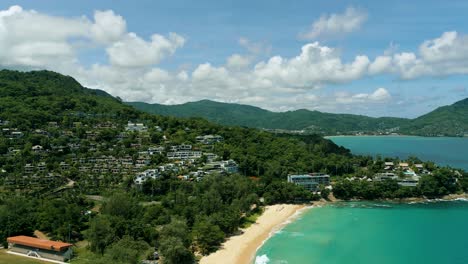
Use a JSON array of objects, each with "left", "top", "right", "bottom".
[
  {"left": 7, "top": 235, "right": 73, "bottom": 262},
  {"left": 126, "top": 121, "right": 148, "bottom": 132},
  {"left": 287, "top": 173, "right": 330, "bottom": 192}
]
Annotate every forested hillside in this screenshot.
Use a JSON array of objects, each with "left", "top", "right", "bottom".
[
  {"left": 127, "top": 100, "right": 410, "bottom": 134},
  {"left": 0, "top": 70, "right": 466, "bottom": 264},
  {"left": 0, "top": 70, "right": 355, "bottom": 263},
  {"left": 400, "top": 98, "right": 468, "bottom": 136},
  {"left": 128, "top": 98, "right": 468, "bottom": 137}
]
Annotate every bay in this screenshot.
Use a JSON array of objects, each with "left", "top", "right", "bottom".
[
  {"left": 327, "top": 136, "right": 468, "bottom": 171},
  {"left": 255, "top": 201, "right": 468, "bottom": 264}
]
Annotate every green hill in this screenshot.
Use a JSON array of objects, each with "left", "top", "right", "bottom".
[
  {"left": 127, "top": 100, "right": 410, "bottom": 134},
  {"left": 127, "top": 98, "right": 468, "bottom": 136},
  {"left": 401, "top": 98, "right": 468, "bottom": 136},
  {"left": 0, "top": 70, "right": 139, "bottom": 129}
]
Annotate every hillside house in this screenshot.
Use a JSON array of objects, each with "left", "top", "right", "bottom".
[
  {"left": 399, "top": 163, "right": 410, "bottom": 169},
  {"left": 126, "top": 121, "right": 148, "bottom": 132}
]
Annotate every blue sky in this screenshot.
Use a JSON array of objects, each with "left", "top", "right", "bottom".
[{"left": 1, "top": 0, "right": 468, "bottom": 117}]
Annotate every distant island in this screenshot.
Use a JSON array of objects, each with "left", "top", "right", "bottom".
[{"left": 127, "top": 98, "right": 468, "bottom": 137}]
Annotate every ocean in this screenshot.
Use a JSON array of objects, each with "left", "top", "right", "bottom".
[
  {"left": 255, "top": 200, "right": 468, "bottom": 264},
  {"left": 327, "top": 136, "right": 468, "bottom": 171}
]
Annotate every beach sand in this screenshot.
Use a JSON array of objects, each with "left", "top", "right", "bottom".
[{"left": 200, "top": 204, "right": 309, "bottom": 264}]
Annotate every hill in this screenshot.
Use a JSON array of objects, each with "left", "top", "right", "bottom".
[
  {"left": 0, "top": 70, "right": 139, "bottom": 129},
  {"left": 128, "top": 98, "right": 468, "bottom": 136},
  {"left": 401, "top": 98, "right": 468, "bottom": 136},
  {"left": 127, "top": 100, "right": 410, "bottom": 135},
  {"left": 0, "top": 69, "right": 465, "bottom": 264}
]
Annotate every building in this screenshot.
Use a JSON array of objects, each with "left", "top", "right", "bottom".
[
  {"left": 134, "top": 169, "right": 160, "bottom": 185},
  {"left": 374, "top": 172, "right": 398, "bottom": 181},
  {"left": 126, "top": 121, "right": 148, "bottom": 132},
  {"left": 196, "top": 135, "right": 224, "bottom": 144},
  {"left": 287, "top": 173, "right": 330, "bottom": 192},
  {"left": 7, "top": 235, "right": 73, "bottom": 262},
  {"left": 399, "top": 163, "right": 410, "bottom": 169}
]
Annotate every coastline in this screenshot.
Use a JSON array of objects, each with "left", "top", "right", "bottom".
[
  {"left": 199, "top": 203, "right": 316, "bottom": 264},
  {"left": 199, "top": 194, "right": 466, "bottom": 264}
]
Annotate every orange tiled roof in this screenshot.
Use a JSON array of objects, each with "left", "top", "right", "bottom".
[{"left": 7, "top": 236, "right": 72, "bottom": 252}]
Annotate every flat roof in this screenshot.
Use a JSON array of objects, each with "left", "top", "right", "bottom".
[{"left": 7, "top": 236, "right": 72, "bottom": 252}]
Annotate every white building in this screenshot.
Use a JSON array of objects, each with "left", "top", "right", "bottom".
[
  {"left": 287, "top": 173, "right": 330, "bottom": 192},
  {"left": 126, "top": 121, "right": 148, "bottom": 132},
  {"left": 134, "top": 169, "right": 160, "bottom": 185}
]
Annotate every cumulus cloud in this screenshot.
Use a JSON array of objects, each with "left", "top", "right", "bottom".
[
  {"left": 3, "top": 5, "right": 468, "bottom": 116},
  {"left": 106, "top": 32, "right": 185, "bottom": 67},
  {"left": 90, "top": 10, "right": 126, "bottom": 44},
  {"left": 0, "top": 5, "right": 182, "bottom": 70},
  {"left": 336, "top": 88, "right": 391, "bottom": 104},
  {"left": 299, "top": 7, "right": 367, "bottom": 40},
  {"left": 226, "top": 54, "right": 251, "bottom": 69},
  {"left": 253, "top": 42, "right": 370, "bottom": 88},
  {"left": 0, "top": 5, "right": 88, "bottom": 67},
  {"left": 368, "top": 31, "right": 468, "bottom": 79}
]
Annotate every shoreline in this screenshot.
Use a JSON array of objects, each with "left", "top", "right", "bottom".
[
  {"left": 199, "top": 203, "right": 317, "bottom": 264},
  {"left": 199, "top": 194, "right": 467, "bottom": 264}
]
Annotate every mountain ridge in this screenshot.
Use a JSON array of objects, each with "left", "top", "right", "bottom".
[{"left": 127, "top": 98, "right": 468, "bottom": 136}]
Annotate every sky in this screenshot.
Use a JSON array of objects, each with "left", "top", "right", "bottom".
[{"left": 1, "top": 0, "right": 468, "bottom": 118}]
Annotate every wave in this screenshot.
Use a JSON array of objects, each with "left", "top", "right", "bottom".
[
  {"left": 255, "top": 254, "right": 270, "bottom": 264},
  {"left": 254, "top": 205, "right": 317, "bottom": 259}
]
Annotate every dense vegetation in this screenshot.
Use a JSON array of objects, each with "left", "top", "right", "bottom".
[
  {"left": 127, "top": 100, "right": 409, "bottom": 135},
  {"left": 0, "top": 70, "right": 466, "bottom": 264},
  {"left": 128, "top": 98, "right": 468, "bottom": 137}
]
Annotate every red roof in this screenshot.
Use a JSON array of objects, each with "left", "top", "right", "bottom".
[{"left": 7, "top": 236, "right": 72, "bottom": 252}]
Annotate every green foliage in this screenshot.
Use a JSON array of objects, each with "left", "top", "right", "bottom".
[
  {"left": 158, "top": 236, "right": 194, "bottom": 264},
  {"left": 400, "top": 98, "right": 468, "bottom": 136},
  {"left": 86, "top": 215, "right": 116, "bottom": 255},
  {"left": 191, "top": 217, "right": 224, "bottom": 255},
  {"left": 127, "top": 100, "right": 410, "bottom": 134},
  {"left": 418, "top": 168, "right": 459, "bottom": 198},
  {"left": 103, "top": 236, "right": 150, "bottom": 264}
]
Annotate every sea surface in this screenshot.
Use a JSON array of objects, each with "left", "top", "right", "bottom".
[
  {"left": 327, "top": 136, "right": 468, "bottom": 171},
  {"left": 255, "top": 200, "right": 468, "bottom": 264}
]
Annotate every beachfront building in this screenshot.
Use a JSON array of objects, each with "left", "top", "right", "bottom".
[
  {"left": 287, "top": 173, "right": 330, "bottom": 192},
  {"left": 7, "top": 235, "right": 73, "bottom": 262}
]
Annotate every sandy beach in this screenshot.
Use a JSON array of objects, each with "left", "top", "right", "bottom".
[{"left": 200, "top": 204, "right": 310, "bottom": 264}]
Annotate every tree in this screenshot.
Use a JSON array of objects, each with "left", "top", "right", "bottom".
[
  {"left": 101, "top": 192, "right": 142, "bottom": 219},
  {"left": 104, "top": 236, "right": 150, "bottom": 264},
  {"left": 86, "top": 216, "right": 116, "bottom": 255},
  {"left": 192, "top": 217, "right": 224, "bottom": 255},
  {"left": 159, "top": 237, "right": 194, "bottom": 264}
]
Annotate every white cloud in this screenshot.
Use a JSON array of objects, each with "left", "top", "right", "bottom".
[
  {"left": 299, "top": 7, "right": 367, "bottom": 40},
  {"left": 0, "top": 5, "right": 88, "bottom": 67},
  {"left": 253, "top": 42, "right": 370, "bottom": 88},
  {"left": 0, "top": 5, "right": 183, "bottom": 70},
  {"left": 369, "top": 31, "right": 468, "bottom": 79},
  {"left": 90, "top": 10, "right": 126, "bottom": 44},
  {"left": 226, "top": 54, "right": 251, "bottom": 69},
  {"left": 4, "top": 5, "right": 468, "bottom": 116},
  {"left": 336, "top": 88, "right": 391, "bottom": 104},
  {"left": 106, "top": 32, "right": 185, "bottom": 67}
]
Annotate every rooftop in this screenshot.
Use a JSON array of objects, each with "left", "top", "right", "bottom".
[{"left": 7, "top": 236, "right": 72, "bottom": 252}]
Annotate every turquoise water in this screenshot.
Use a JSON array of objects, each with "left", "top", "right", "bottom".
[
  {"left": 328, "top": 136, "right": 468, "bottom": 171},
  {"left": 255, "top": 201, "right": 468, "bottom": 264}
]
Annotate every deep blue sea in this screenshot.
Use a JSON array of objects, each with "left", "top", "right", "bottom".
[
  {"left": 327, "top": 136, "right": 468, "bottom": 171},
  {"left": 255, "top": 201, "right": 468, "bottom": 264}
]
